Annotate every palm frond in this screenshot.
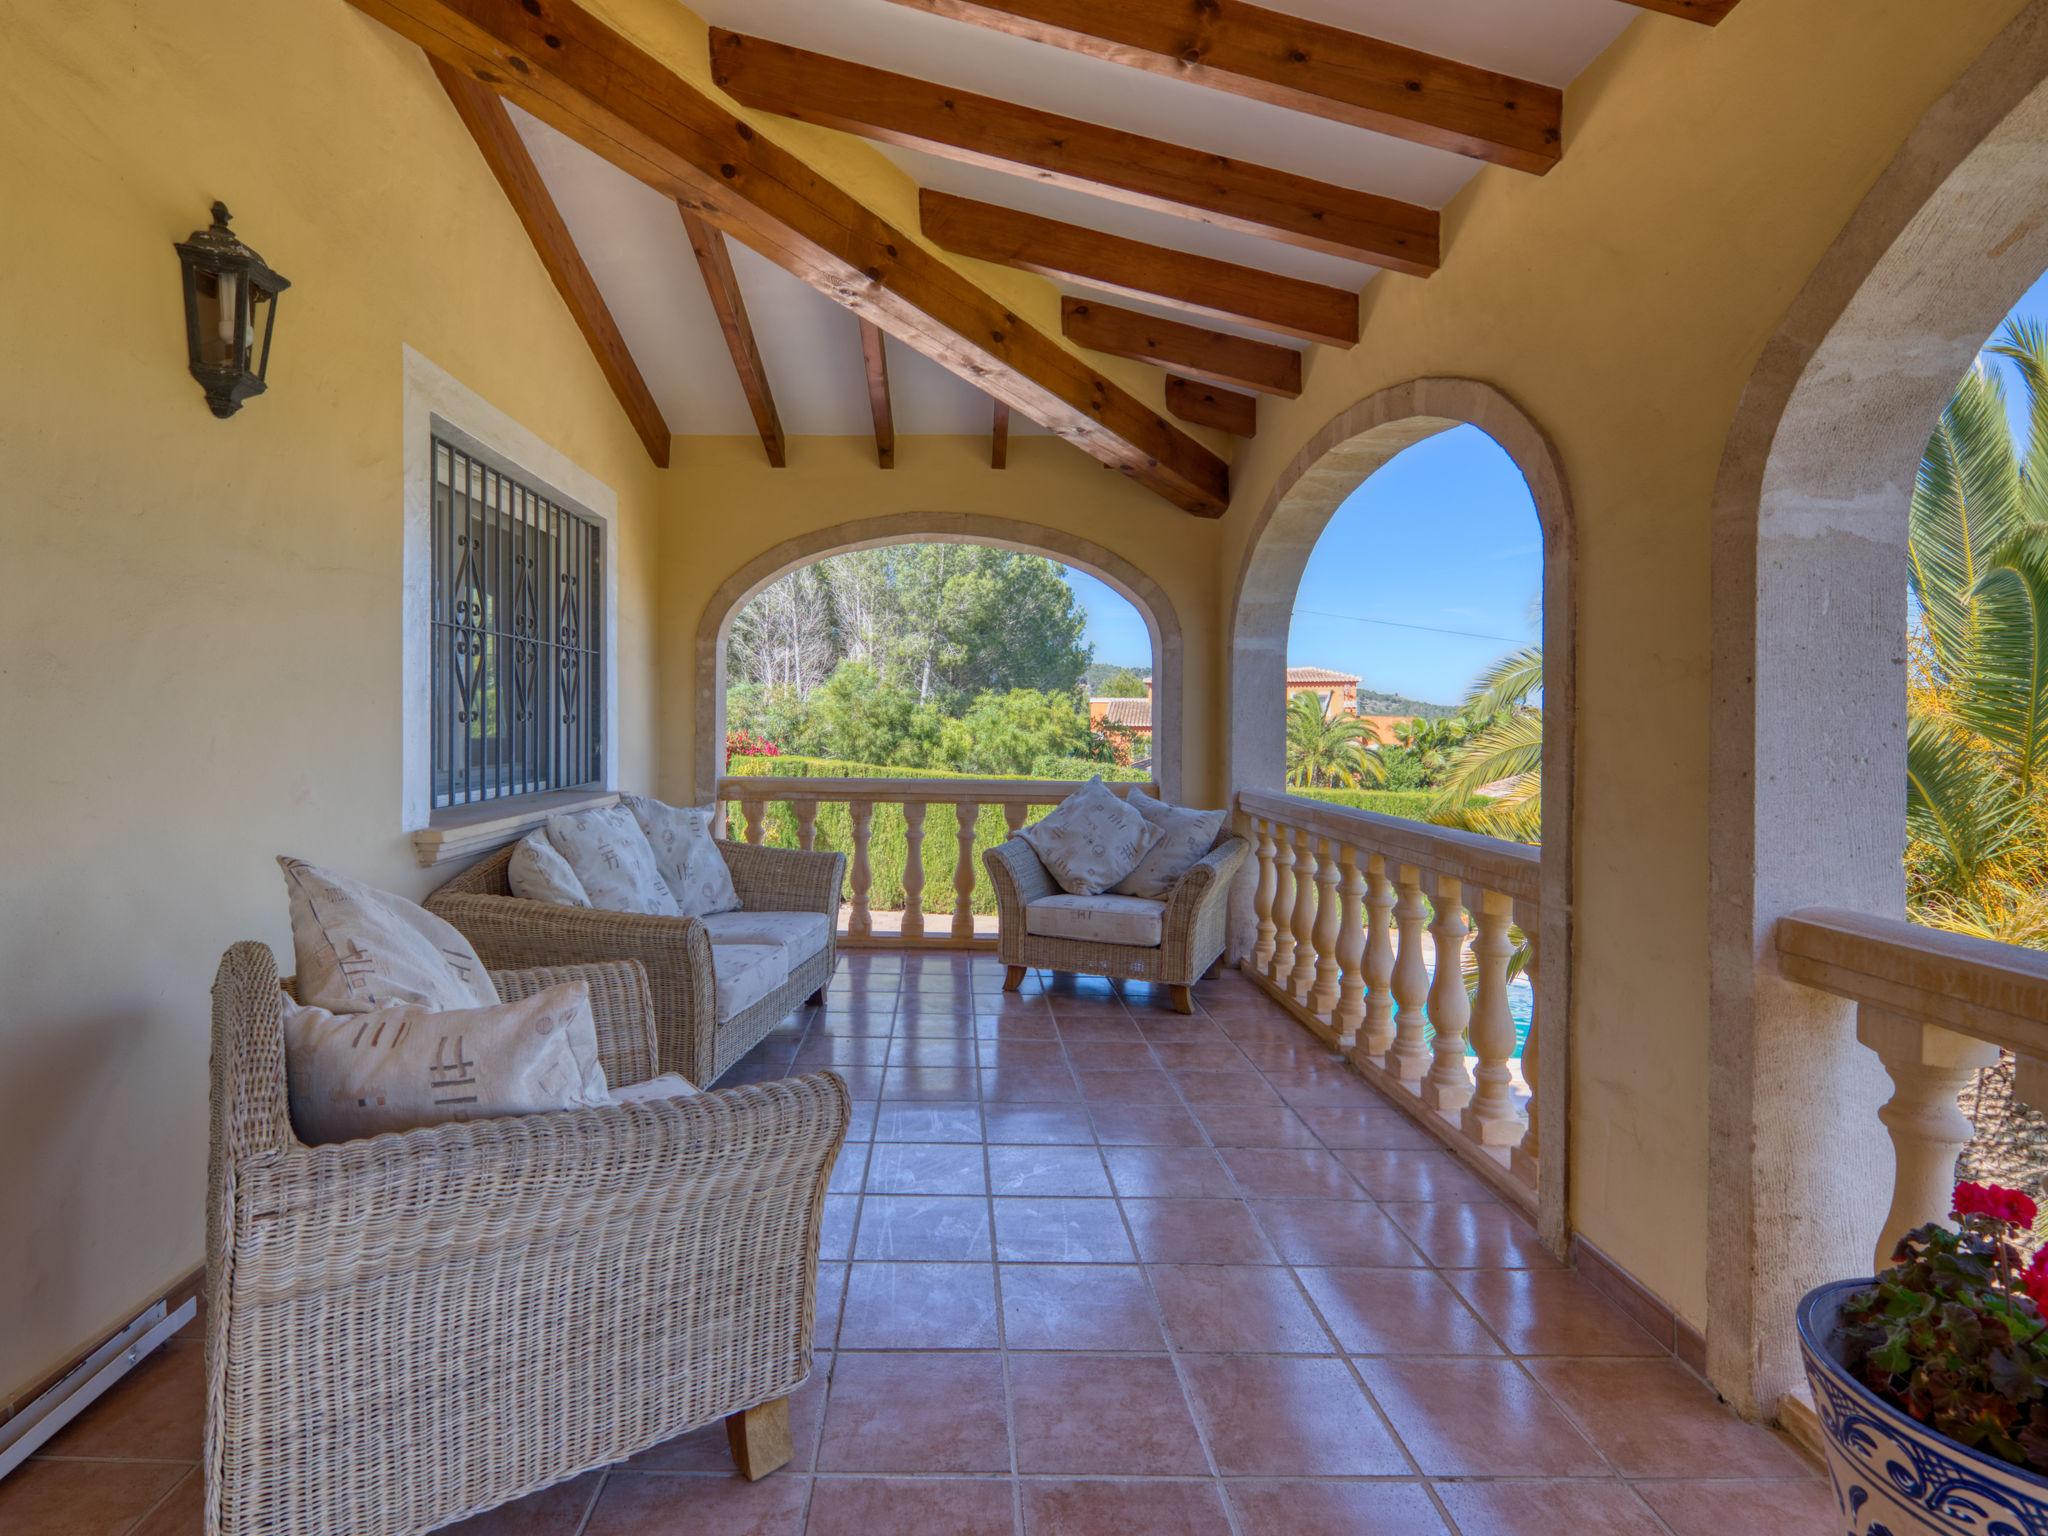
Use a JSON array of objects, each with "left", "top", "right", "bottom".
[
  {"left": 1462, "top": 646, "right": 1543, "bottom": 717},
  {"left": 1910, "top": 365, "right": 2020, "bottom": 678},
  {"left": 1987, "top": 317, "right": 2048, "bottom": 527},
  {"left": 1961, "top": 526, "right": 2048, "bottom": 792},
  {"left": 1906, "top": 712, "right": 2024, "bottom": 895}
]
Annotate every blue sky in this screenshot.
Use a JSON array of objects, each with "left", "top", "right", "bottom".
[{"left": 1986, "top": 266, "right": 2048, "bottom": 451}]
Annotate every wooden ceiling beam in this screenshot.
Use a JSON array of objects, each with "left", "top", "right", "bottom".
[
  {"left": 678, "top": 208, "right": 784, "bottom": 468},
  {"left": 920, "top": 190, "right": 1360, "bottom": 346},
  {"left": 432, "top": 58, "right": 669, "bottom": 467},
  {"left": 1063, "top": 298, "right": 1299, "bottom": 397},
  {"left": 1165, "top": 375, "right": 1255, "bottom": 437},
  {"left": 710, "top": 30, "right": 1437, "bottom": 272},
  {"left": 991, "top": 398, "right": 1011, "bottom": 468},
  {"left": 1613, "top": 0, "right": 1739, "bottom": 21},
  {"left": 859, "top": 320, "right": 896, "bottom": 468},
  {"left": 881, "top": 0, "right": 1562, "bottom": 174},
  {"left": 350, "top": 0, "right": 1229, "bottom": 517}
]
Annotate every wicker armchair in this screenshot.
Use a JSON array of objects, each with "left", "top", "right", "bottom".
[
  {"left": 425, "top": 839, "right": 843, "bottom": 1086},
  {"left": 983, "top": 834, "right": 1250, "bottom": 1012},
  {"left": 205, "top": 942, "right": 848, "bottom": 1536}
]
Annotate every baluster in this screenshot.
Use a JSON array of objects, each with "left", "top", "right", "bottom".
[
  {"left": 1269, "top": 825, "right": 1297, "bottom": 986},
  {"left": 1332, "top": 843, "right": 1365, "bottom": 1049},
  {"left": 1003, "top": 801, "right": 1029, "bottom": 838},
  {"left": 742, "top": 798, "right": 766, "bottom": 846},
  {"left": 1859, "top": 1006, "right": 2002, "bottom": 1271},
  {"left": 847, "top": 800, "right": 874, "bottom": 941},
  {"left": 1514, "top": 911, "right": 1541, "bottom": 1185},
  {"left": 1422, "top": 875, "right": 1474, "bottom": 1113},
  {"left": 1384, "top": 864, "right": 1431, "bottom": 1084},
  {"left": 1310, "top": 836, "right": 1342, "bottom": 1018},
  {"left": 901, "top": 801, "right": 928, "bottom": 942},
  {"left": 1253, "top": 819, "right": 1278, "bottom": 971},
  {"left": 1462, "top": 889, "right": 1524, "bottom": 1150},
  {"left": 1287, "top": 827, "right": 1318, "bottom": 1003},
  {"left": 1361, "top": 853, "right": 1396, "bottom": 1060},
  {"left": 794, "top": 800, "right": 818, "bottom": 851},
  {"left": 952, "top": 800, "right": 979, "bottom": 942},
  {"left": 712, "top": 798, "right": 729, "bottom": 840}
]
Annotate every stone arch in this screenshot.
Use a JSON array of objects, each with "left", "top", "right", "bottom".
[
  {"left": 693, "top": 511, "right": 1183, "bottom": 801},
  {"left": 1224, "top": 377, "right": 1577, "bottom": 1249},
  {"left": 1706, "top": 0, "right": 2048, "bottom": 1415}
]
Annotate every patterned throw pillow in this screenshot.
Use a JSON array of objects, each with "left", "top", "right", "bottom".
[
  {"left": 1113, "top": 795, "right": 1227, "bottom": 900},
  {"left": 1018, "top": 777, "right": 1162, "bottom": 896},
  {"left": 283, "top": 979, "right": 610, "bottom": 1144},
  {"left": 621, "top": 794, "right": 742, "bottom": 917},
  {"left": 507, "top": 830, "right": 591, "bottom": 907},
  {"left": 280, "top": 857, "right": 499, "bottom": 1014},
  {"left": 544, "top": 805, "right": 680, "bottom": 917}
]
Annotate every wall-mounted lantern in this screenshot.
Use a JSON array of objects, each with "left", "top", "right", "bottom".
[{"left": 174, "top": 201, "right": 289, "bottom": 419}]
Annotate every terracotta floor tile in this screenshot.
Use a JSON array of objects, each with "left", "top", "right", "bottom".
[
  {"left": 1150, "top": 1265, "right": 1336, "bottom": 1353},
  {"left": 1631, "top": 1477, "right": 1839, "bottom": 1534},
  {"left": 1432, "top": 1479, "right": 1668, "bottom": 1535},
  {"left": 975, "top": 1012, "right": 1061, "bottom": 1040},
  {"left": 1249, "top": 1199, "right": 1423, "bottom": 1267},
  {"left": 795, "top": 1038, "right": 893, "bottom": 1068},
  {"left": 839, "top": 1261, "right": 999, "bottom": 1348},
  {"left": 820, "top": 1195, "right": 858, "bottom": 1259},
  {"left": 1181, "top": 1355, "right": 1408, "bottom": 1475},
  {"left": 1103, "top": 1146, "right": 1236, "bottom": 1197},
  {"left": 871, "top": 1102, "right": 981, "bottom": 1142},
  {"left": 1131, "top": 1016, "right": 1233, "bottom": 1044},
  {"left": 851, "top": 1196, "right": 993, "bottom": 1260},
  {"left": 1088, "top": 1103, "right": 1207, "bottom": 1146},
  {"left": 1146, "top": 1040, "right": 1249, "bottom": 1069},
  {"left": 841, "top": 1100, "right": 878, "bottom": 1141},
  {"left": 815, "top": 1265, "right": 848, "bottom": 1343},
  {"left": 993, "top": 1197, "right": 1135, "bottom": 1262},
  {"left": 1450, "top": 1270, "right": 1664, "bottom": 1358},
  {"left": 126, "top": 1469, "right": 207, "bottom": 1536},
  {"left": 815, "top": 1354, "right": 1010, "bottom": 1472},
  {"left": 864, "top": 1141, "right": 988, "bottom": 1195},
  {"left": 436, "top": 1471, "right": 604, "bottom": 1532},
  {"left": 885, "top": 1038, "right": 978, "bottom": 1067},
  {"left": 881, "top": 1065, "right": 981, "bottom": 1100},
  {"left": 999, "top": 1264, "right": 1167, "bottom": 1350},
  {"left": 1009, "top": 1354, "right": 1209, "bottom": 1474},
  {"left": 1075, "top": 1069, "right": 1182, "bottom": 1104},
  {"left": 983, "top": 1104, "right": 1096, "bottom": 1143},
  {"left": 1184, "top": 1102, "right": 1321, "bottom": 1148},
  {"left": 803, "top": 1478, "right": 1014, "bottom": 1536},
  {"left": 1226, "top": 1479, "right": 1450, "bottom": 1535},
  {"left": 1297, "top": 1267, "right": 1502, "bottom": 1356},
  {"left": 1053, "top": 1016, "right": 1143, "bottom": 1041},
  {"left": 1293, "top": 1105, "right": 1442, "bottom": 1150},
  {"left": 0, "top": 1459, "right": 192, "bottom": 1536},
  {"left": 586, "top": 1472, "right": 808, "bottom": 1535},
  {"left": 1171, "top": 1069, "right": 1283, "bottom": 1105},
  {"left": 980, "top": 1067, "right": 1085, "bottom": 1102},
  {"left": 1358, "top": 1358, "right": 1606, "bottom": 1477},
  {"left": 39, "top": 1330, "right": 205, "bottom": 1460},
  {"left": 989, "top": 1145, "right": 1114, "bottom": 1196},
  {"left": 1336, "top": 1148, "right": 1499, "bottom": 1202},
  {"left": 826, "top": 1148, "right": 867, "bottom": 1194},
  {"left": 1020, "top": 1479, "right": 1233, "bottom": 1536},
  {"left": 627, "top": 1361, "right": 831, "bottom": 1473},
  {"left": 1528, "top": 1359, "right": 1814, "bottom": 1479},
  {"left": 1383, "top": 1201, "right": 1561, "bottom": 1269},
  {"left": 1063, "top": 1041, "right": 1159, "bottom": 1069},
  {"left": 1123, "top": 1197, "right": 1278, "bottom": 1264},
  {"left": 980, "top": 1040, "right": 1067, "bottom": 1069},
  {"left": 1219, "top": 1146, "right": 1367, "bottom": 1200}
]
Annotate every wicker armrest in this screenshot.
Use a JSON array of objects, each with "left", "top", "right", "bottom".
[
  {"left": 719, "top": 843, "right": 846, "bottom": 919},
  {"left": 1160, "top": 836, "right": 1250, "bottom": 977},
  {"left": 984, "top": 838, "right": 1056, "bottom": 967},
  {"left": 492, "top": 960, "right": 659, "bottom": 1088}
]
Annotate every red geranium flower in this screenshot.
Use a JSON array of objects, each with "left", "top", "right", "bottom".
[
  {"left": 2025, "top": 1248, "right": 2048, "bottom": 1316},
  {"left": 1953, "top": 1181, "right": 2040, "bottom": 1229}
]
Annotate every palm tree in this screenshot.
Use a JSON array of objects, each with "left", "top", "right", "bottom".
[
  {"left": 1285, "top": 691, "right": 1386, "bottom": 789},
  {"left": 1429, "top": 646, "right": 1543, "bottom": 843}
]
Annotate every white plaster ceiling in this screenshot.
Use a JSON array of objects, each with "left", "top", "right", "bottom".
[{"left": 515, "top": 0, "right": 1639, "bottom": 437}]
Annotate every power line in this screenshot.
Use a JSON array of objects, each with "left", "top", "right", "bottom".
[{"left": 1291, "top": 606, "right": 1526, "bottom": 644}]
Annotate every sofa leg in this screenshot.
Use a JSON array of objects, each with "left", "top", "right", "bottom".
[
  {"left": 806, "top": 985, "right": 828, "bottom": 1007},
  {"left": 1168, "top": 984, "right": 1194, "bottom": 1015},
  {"left": 726, "top": 1396, "right": 793, "bottom": 1481},
  {"left": 1003, "top": 964, "right": 1028, "bottom": 992},
  {"left": 1203, "top": 955, "right": 1224, "bottom": 980}
]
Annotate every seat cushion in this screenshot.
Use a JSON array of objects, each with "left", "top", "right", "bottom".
[
  {"left": 1017, "top": 777, "right": 1161, "bottom": 896},
  {"left": 1113, "top": 798, "right": 1227, "bottom": 900},
  {"left": 545, "top": 805, "right": 680, "bottom": 917},
  {"left": 1024, "top": 893, "right": 1166, "bottom": 948},
  {"left": 699, "top": 910, "right": 831, "bottom": 968},
  {"left": 712, "top": 942, "right": 791, "bottom": 1022}
]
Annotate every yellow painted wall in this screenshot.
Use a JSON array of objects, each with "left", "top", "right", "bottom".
[{"left": 0, "top": 0, "right": 666, "bottom": 1397}]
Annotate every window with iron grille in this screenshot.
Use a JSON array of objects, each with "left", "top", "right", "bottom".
[{"left": 430, "top": 436, "right": 604, "bottom": 811}]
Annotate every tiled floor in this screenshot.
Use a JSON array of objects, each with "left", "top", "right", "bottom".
[{"left": 4, "top": 953, "right": 1836, "bottom": 1536}]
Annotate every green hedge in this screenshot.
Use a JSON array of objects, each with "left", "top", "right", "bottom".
[
  {"left": 1291, "top": 787, "right": 1444, "bottom": 820},
  {"left": 721, "top": 756, "right": 1151, "bottom": 915}
]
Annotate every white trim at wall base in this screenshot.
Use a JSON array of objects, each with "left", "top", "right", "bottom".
[
  {"left": 0, "top": 1299, "right": 194, "bottom": 1482},
  {"left": 400, "top": 345, "right": 621, "bottom": 839}
]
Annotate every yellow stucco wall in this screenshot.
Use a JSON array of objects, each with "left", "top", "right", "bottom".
[{"left": 0, "top": 0, "right": 666, "bottom": 1396}]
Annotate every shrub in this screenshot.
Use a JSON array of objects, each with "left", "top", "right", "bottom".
[{"left": 1291, "top": 787, "right": 1444, "bottom": 821}]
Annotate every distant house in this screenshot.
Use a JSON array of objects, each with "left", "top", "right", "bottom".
[
  {"left": 1284, "top": 666, "right": 1359, "bottom": 718},
  {"left": 1090, "top": 666, "right": 1385, "bottom": 741}
]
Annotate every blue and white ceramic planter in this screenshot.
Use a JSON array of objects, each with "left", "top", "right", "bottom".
[{"left": 1800, "top": 1279, "right": 2048, "bottom": 1536}]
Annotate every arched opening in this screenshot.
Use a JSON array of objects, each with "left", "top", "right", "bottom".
[{"left": 1706, "top": 1, "right": 2048, "bottom": 1415}]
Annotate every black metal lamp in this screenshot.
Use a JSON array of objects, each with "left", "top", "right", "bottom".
[{"left": 174, "top": 201, "right": 290, "bottom": 419}]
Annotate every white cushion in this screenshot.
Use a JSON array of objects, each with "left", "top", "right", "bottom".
[
  {"left": 544, "top": 805, "right": 679, "bottom": 917},
  {"left": 1018, "top": 778, "right": 1161, "bottom": 896},
  {"left": 1024, "top": 893, "right": 1167, "bottom": 948},
  {"left": 610, "top": 1071, "right": 701, "bottom": 1103},
  {"left": 712, "top": 942, "right": 790, "bottom": 1022},
  {"left": 1113, "top": 797, "right": 1227, "bottom": 899},
  {"left": 280, "top": 857, "right": 498, "bottom": 1014},
  {"left": 699, "top": 910, "right": 831, "bottom": 968},
  {"left": 622, "top": 794, "right": 741, "bottom": 917},
  {"left": 507, "top": 830, "right": 591, "bottom": 907},
  {"left": 283, "top": 980, "right": 609, "bottom": 1144}
]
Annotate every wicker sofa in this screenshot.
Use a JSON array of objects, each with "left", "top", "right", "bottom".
[
  {"left": 425, "top": 838, "right": 842, "bottom": 1086},
  {"left": 205, "top": 942, "right": 848, "bottom": 1536},
  {"left": 984, "top": 832, "right": 1250, "bottom": 1012}
]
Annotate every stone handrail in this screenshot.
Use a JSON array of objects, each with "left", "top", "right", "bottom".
[
  {"left": 1778, "top": 906, "right": 2048, "bottom": 1266},
  {"left": 1236, "top": 787, "right": 1541, "bottom": 1205}
]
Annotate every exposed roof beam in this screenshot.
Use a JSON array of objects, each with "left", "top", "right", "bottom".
[
  {"left": 710, "top": 30, "right": 1437, "bottom": 272},
  {"left": 1615, "top": 0, "right": 1739, "bottom": 22},
  {"left": 921, "top": 191, "right": 1360, "bottom": 346},
  {"left": 991, "top": 398, "right": 1011, "bottom": 467},
  {"left": 431, "top": 58, "right": 669, "bottom": 467},
  {"left": 1165, "top": 375, "right": 1255, "bottom": 437},
  {"left": 880, "top": 0, "right": 1562, "bottom": 174},
  {"left": 678, "top": 208, "right": 785, "bottom": 468},
  {"left": 350, "top": 0, "right": 1229, "bottom": 517},
  {"left": 1063, "top": 298, "right": 1300, "bottom": 397},
  {"left": 859, "top": 321, "right": 896, "bottom": 469}
]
